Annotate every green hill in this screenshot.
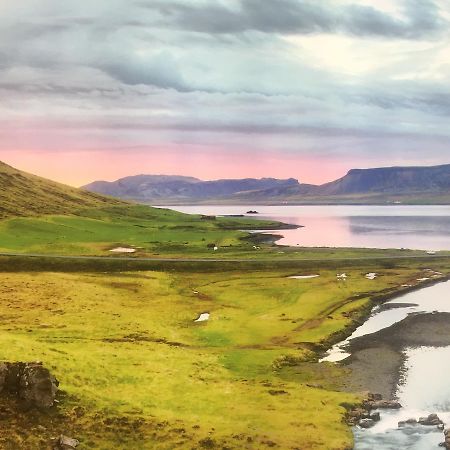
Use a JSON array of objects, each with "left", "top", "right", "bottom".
[{"left": 0, "top": 161, "right": 125, "bottom": 219}]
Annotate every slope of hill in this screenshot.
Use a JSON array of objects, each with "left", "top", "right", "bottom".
[
  {"left": 83, "top": 175, "right": 300, "bottom": 203},
  {"left": 0, "top": 161, "right": 125, "bottom": 219},
  {"left": 82, "top": 164, "right": 450, "bottom": 205}
]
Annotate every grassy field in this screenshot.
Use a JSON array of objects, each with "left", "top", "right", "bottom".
[
  {"left": 1, "top": 162, "right": 449, "bottom": 449},
  {"left": 0, "top": 204, "right": 444, "bottom": 263},
  {"left": 1, "top": 262, "right": 449, "bottom": 449}
]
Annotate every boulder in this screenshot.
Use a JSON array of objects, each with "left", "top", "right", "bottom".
[
  {"left": 418, "top": 413, "right": 443, "bottom": 426},
  {"left": 364, "top": 399, "right": 402, "bottom": 409},
  {"left": 370, "top": 412, "right": 381, "bottom": 422},
  {"left": 0, "top": 362, "right": 59, "bottom": 408},
  {"left": 19, "top": 363, "right": 59, "bottom": 408},
  {"left": 359, "top": 418, "right": 375, "bottom": 429},
  {"left": 398, "top": 418, "right": 418, "bottom": 427},
  {"left": 439, "top": 429, "right": 450, "bottom": 449}
]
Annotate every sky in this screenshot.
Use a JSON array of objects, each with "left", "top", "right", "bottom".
[{"left": 1, "top": 0, "right": 450, "bottom": 186}]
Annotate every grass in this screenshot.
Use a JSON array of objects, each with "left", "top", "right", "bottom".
[
  {"left": 0, "top": 205, "right": 291, "bottom": 256},
  {"left": 1, "top": 162, "right": 449, "bottom": 448},
  {"left": 0, "top": 161, "right": 124, "bottom": 219},
  {"left": 0, "top": 264, "right": 448, "bottom": 449},
  {"left": 0, "top": 204, "right": 444, "bottom": 264}
]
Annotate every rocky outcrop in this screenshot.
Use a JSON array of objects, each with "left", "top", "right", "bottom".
[
  {"left": 440, "top": 429, "right": 450, "bottom": 449},
  {"left": 347, "top": 393, "right": 400, "bottom": 429},
  {"left": 363, "top": 399, "right": 401, "bottom": 409},
  {"left": 0, "top": 362, "right": 59, "bottom": 408},
  {"left": 418, "top": 413, "right": 443, "bottom": 426}
]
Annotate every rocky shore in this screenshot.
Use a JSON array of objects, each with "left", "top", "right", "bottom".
[{"left": 342, "top": 312, "right": 450, "bottom": 398}]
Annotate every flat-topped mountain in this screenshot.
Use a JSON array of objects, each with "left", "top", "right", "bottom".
[
  {"left": 0, "top": 160, "right": 124, "bottom": 219},
  {"left": 318, "top": 164, "right": 450, "bottom": 195},
  {"left": 82, "top": 164, "right": 450, "bottom": 205}
]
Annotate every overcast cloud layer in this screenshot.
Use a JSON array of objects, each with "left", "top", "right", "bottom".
[{"left": 1, "top": 0, "right": 450, "bottom": 185}]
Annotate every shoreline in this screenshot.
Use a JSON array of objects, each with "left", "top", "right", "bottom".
[{"left": 325, "top": 275, "right": 450, "bottom": 400}]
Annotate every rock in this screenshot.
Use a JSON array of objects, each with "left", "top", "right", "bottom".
[
  {"left": 370, "top": 412, "right": 381, "bottom": 422},
  {"left": 19, "top": 363, "right": 59, "bottom": 408},
  {"left": 368, "top": 393, "right": 383, "bottom": 401},
  {"left": 359, "top": 418, "right": 375, "bottom": 429},
  {"left": 418, "top": 413, "right": 443, "bottom": 426},
  {"left": 53, "top": 435, "right": 79, "bottom": 449},
  {"left": 364, "top": 399, "right": 402, "bottom": 409},
  {"left": 0, "top": 362, "right": 58, "bottom": 408},
  {"left": 398, "top": 418, "right": 417, "bottom": 427},
  {"left": 440, "top": 430, "right": 450, "bottom": 449}
]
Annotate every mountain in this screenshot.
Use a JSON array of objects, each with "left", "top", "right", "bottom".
[
  {"left": 83, "top": 175, "right": 300, "bottom": 203},
  {"left": 82, "top": 164, "right": 450, "bottom": 205},
  {"left": 0, "top": 161, "right": 124, "bottom": 219},
  {"left": 317, "top": 165, "right": 450, "bottom": 196}
]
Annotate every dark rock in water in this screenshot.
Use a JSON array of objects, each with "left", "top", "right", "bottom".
[
  {"left": 419, "top": 413, "right": 442, "bottom": 426},
  {"left": 398, "top": 418, "right": 418, "bottom": 427},
  {"left": 370, "top": 412, "right": 381, "bottom": 422},
  {"left": 364, "top": 399, "right": 402, "bottom": 409},
  {"left": 441, "top": 429, "right": 450, "bottom": 449},
  {"left": 53, "top": 435, "right": 79, "bottom": 449},
  {"left": 418, "top": 413, "right": 443, "bottom": 426},
  {"left": 359, "top": 418, "right": 375, "bottom": 429},
  {"left": 246, "top": 210, "right": 259, "bottom": 214},
  {"left": 0, "top": 362, "right": 59, "bottom": 408}
]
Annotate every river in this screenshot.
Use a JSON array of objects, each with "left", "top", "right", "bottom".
[{"left": 341, "top": 280, "right": 450, "bottom": 449}]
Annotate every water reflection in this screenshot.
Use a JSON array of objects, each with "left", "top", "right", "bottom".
[{"left": 163, "top": 205, "right": 450, "bottom": 250}]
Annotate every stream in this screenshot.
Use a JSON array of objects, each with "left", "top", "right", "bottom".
[{"left": 323, "top": 279, "right": 450, "bottom": 449}]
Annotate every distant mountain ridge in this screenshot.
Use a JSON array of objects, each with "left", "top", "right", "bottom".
[
  {"left": 82, "top": 164, "right": 450, "bottom": 205},
  {"left": 83, "top": 175, "right": 300, "bottom": 202}
]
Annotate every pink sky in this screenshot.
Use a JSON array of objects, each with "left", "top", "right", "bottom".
[{"left": 1, "top": 148, "right": 353, "bottom": 187}]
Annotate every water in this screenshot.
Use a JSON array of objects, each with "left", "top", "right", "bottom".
[
  {"left": 354, "top": 346, "right": 450, "bottom": 449},
  {"left": 323, "top": 278, "right": 449, "bottom": 362},
  {"left": 165, "top": 205, "right": 450, "bottom": 251},
  {"left": 324, "top": 280, "right": 450, "bottom": 450}
]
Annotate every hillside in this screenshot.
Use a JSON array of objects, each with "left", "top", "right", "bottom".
[
  {"left": 0, "top": 161, "right": 125, "bottom": 219},
  {"left": 82, "top": 164, "right": 450, "bottom": 205}
]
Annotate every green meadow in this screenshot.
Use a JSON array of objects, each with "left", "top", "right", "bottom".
[
  {"left": 0, "top": 198, "right": 449, "bottom": 449},
  {"left": 1, "top": 264, "right": 445, "bottom": 449}
]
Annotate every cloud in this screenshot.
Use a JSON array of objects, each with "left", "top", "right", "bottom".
[
  {"left": 0, "top": 0, "right": 449, "bottom": 177},
  {"left": 146, "top": 0, "right": 446, "bottom": 39}
]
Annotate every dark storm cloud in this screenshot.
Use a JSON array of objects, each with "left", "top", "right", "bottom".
[{"left": 146, "top": 0, "right": 445, "bottom": 39}]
